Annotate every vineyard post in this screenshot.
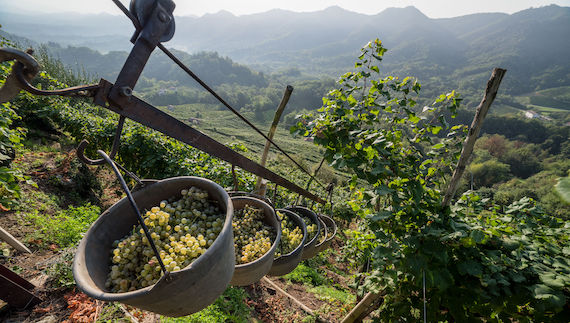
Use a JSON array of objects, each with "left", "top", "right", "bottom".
[
  {"left": 442, "top": 67, "right": 506, "bottom": 206},
  {"left": 255, "top": 85, "right": 294, "bottom": 194},
  {"left": 0, "top": 226, "right": 31, "bottom": 254}
]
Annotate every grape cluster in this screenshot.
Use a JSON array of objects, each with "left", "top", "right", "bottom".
[
  {"left": 233, "top": 204, "right": 275, "bottom": 264},
  {"left": 318, "top": 225, "right": 327, "bottom": 244},
  {"left": 106, "top": 187, "right": 225, "bottom": 293},
  {"left": 326, "top": 223, "right": 334, "bottom": 239},
  {"left": 303, "top": 216, "right": 317, "bottom": 241},
  {"left": 275, "top": 211, "right": 304, "bottom": 258}
]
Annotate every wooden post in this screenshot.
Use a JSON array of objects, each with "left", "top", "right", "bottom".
[
  {"left": 262, "top": 277, "right": 314, "bottom": 315},
  {"left": 442, "top": 68, "right": 506, "bottom": 206},
  {"left": 255, "top": 85, "right": 294, "bottom": 194},
  {"left": 0, "top": 226, "right": 31, "bottom": 254},
  {"left": 340, "top": 292, "right": 384, "bottom": 323}
]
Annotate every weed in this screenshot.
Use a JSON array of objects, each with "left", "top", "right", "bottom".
[
  {"left": 283, "top": 263, "right": 327, "bottom": 286},
  {"left": 0, "top": 242, "right": 10, "bottom": 257},
  {"left": 26, "top": 203, "right": 100, "bottom": 248},
  {"left": 307, "top": 285, "right": 355, "bottom": 305},
  {"left": 161, "top": 287, "right": 253, "bottom": 323},
  {"left": 96, "top": 303, "right": 131, "bottom": 323},
  {"left": 46, "top": 249, "right": 75, "bottom": 288}
]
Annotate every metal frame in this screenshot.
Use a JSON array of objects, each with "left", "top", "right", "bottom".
[{"left": 0, "top": 0, "right": 326, "bottom": 204}]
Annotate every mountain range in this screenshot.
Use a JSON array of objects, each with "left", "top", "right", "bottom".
[{"left": 1, "top": 5, "right": 569, "bottom": 98}]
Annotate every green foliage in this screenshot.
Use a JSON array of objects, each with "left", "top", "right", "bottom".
[
  {"left": 284, "top": 263, "right": 327, "bottom": 286},
  {"left": 0, "top": 65, "right": 34, "bottom": 208},
  {"left": 46, "top": 249, "right": 75, "bottom": 288},
  {"left": 307, "top": 285, "right": 355, "bottom": 304},
  {"left": 556, "top": 176, "right": 570, "bottom": 204},
  {"left": 161, "top": 287, "right": 252, "bottom": 323},
  {"left": 468, "top": 159, "right": 511, "bottom": 188},
  {"left": 293, "top": 39, "right": 570, "bottom": 321},
  {"left": 27, "top": 203, "right": 100, "bottom": 248}
]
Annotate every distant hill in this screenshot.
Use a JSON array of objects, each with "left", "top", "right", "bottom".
[{"left": 1, "top": 5, "right": 569, "bottom": 104}]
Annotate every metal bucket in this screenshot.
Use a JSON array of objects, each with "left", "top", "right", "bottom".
[
  {"left": 73, "top": 176, "right": 235, "bottom": 317},
  {"left": 268, "top": 209, "right": 307, "bottom": 276},
  {"left": 230, "top": 196, "right": 281, "bottom": 286},
  {"left": 285, "top": 206, "right": 321, "bottom": 260},
  {"left": 318, "top": 214, "right": 337, "bottom": 251},
  {"left": 314, "top": 217, "right": 328, "bottom": 254}
]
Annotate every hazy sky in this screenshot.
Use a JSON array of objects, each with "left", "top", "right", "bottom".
[{"left": 2, "top": 0, "right": 569, "bottom": 18}]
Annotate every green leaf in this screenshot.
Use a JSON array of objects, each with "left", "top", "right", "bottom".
[
  {"left": 540, "top": 274, "right": 565, "bottom": 288},
  {"left": 555, "top": 176, "right": 570, "bottom": 204}
]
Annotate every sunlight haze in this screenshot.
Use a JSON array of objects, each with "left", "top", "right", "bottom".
[{"left": 1, "top": 0, "right": 569, "bottom": 18}]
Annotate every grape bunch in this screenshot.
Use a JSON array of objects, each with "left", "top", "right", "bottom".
[
  {"left": 303, "top": 216, "right": 317, "bottom": 241},
  {"left": 275, "top": 211, "right": 304, "bottom": 258},
  {"left": 318, "top": 225, "right": 327, "bottom": 244},
  {"left": 233, "top": 204, "right": 275, "bottom": 264},
  {"left": 106, "top": 187, "right": 225, "bottom": 293},
  {"left": 326, "top": 223, "right": 334, "bottom": 239}
]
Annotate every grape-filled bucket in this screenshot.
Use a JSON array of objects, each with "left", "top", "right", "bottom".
[
  {"left": 285, "top": 206, "right": 321, "bottom": 260},
  {"left": 73, "top": 176, "right": 235, "bottom": 317},
  {"left": 318, "top": 214, "right": 337, "bottom": 251},
  {"left": 313, "top": 217, "right": 328, "bottom": 254},
  {"left": 268, "top": 209, "right": 307, "bottom": 276},
  {"left": 230, "top": 196, "right": 281, "bottom": 286}
]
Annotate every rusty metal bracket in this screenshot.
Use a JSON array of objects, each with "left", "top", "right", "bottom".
[
  {"left": 76, "top": 116, "right": 126, "bottom": 165},
  {"left": 0, "top": 264, "right": 42, "bottom": 310},
  {"left": 0, "top": 48, "right": 39, "bottom": 103},
  {"left": 97, "top": 78, "right": 326, "bottom": 203}
]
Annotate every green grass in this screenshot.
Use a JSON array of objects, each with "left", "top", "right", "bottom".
[
  {"left": 161, "top": 287, "right": 253, "bottom": 323},
  {"left": 307, "top": 285, "right": 355, "bottom": 304},
  {"left": 283, "top": 263, "right": 328, "bottom": 286},
  {"left": 527, "top": 104, "right": 568, "bottom": 113},
  {"left": 26, "top": 203, "right": 100, "bottom": 248}
]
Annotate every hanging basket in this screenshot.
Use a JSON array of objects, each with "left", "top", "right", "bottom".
[
  {"left": 313, "top": 217, "right": 328, "bottom": 254},
  {"left": 268, "top": 209, "right": 307, "bottom": 276},
  {"left": 318, "top": 214, "right": 337, "bottom": 251},
  {"left": 230, "top": 196, "right": 281, "bottom": 286},
  {"left": 73, "top": 176, "right": 235, "bottom": 317},
  {"left": 285, "top": 206, "right": 321, "bottom": 260}
]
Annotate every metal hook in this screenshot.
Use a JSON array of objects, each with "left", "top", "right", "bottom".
[
  {"left": 0, "top": 48, "right": 40, "bottom": 103},
  {"left": 77, "top": 115, "right": 126, "bottom": 165}
]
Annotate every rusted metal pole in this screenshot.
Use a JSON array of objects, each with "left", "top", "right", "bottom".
[
  {"left": 442, "top": 68, "right": 506, "bottom": 206},
  {"left": 255, "top": 85, "right": 294, "bottom": 194}
]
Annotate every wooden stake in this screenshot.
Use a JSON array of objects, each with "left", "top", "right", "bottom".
[
  {"left": 255, "top": 85, "right": 294, "bottom": 194},
  {"left": 442, "top": 68, "right": 506, "bottom": 207},
  {"left": 340, "top": 292, "right": 384, "bottom": 323},
  {"left": 261, "top": 277, "right": 327, "bottom": 322},
  {"left": 0, "top": 226, "right": 31, "bottom": 254}
]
